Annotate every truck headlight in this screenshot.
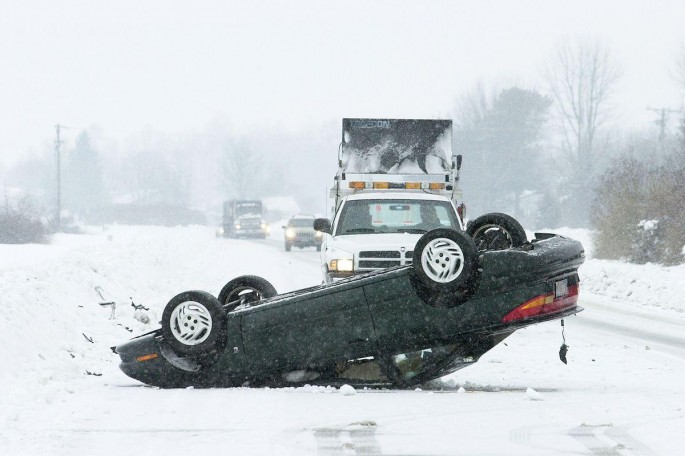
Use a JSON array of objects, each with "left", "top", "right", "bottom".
[
  {"left": 261, "top": 223, "right": 267, "bottom": 230},
  {"left": 235, "top": 224, "right": 241, "bottom": 229},
  {"left": 330, "top": 258, "right": 354, "bottom": 272},
  {"left": 285, "top": 228, "right": 296, "bottom": 239},
  {"left": 315, "top": 230, "right": 323, "bottom": 238}
]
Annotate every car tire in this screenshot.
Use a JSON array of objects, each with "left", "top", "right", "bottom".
[
  {"left": 412, "top": 228, "right": 477, "bottom": 294},
  {"left": 161, "top": 290, "right": 227, "bottom": 357},
  {"left": 217, "top": 275, "right": 278, "bottom": 312},
  {"left": 466, "top": 213, "right": 527, "bottom": 251}
]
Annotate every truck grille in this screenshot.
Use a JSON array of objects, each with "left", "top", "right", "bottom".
[
  {"left": 240, "top": 217, "right": 262, "bottom": 228},
  {"left": 358, "top": 250, "right": 411, "bottom": 270},
  {"left": 359, "top": 251, "right": 401, "bottom": 258}
]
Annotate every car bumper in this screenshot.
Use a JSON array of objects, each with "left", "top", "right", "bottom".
[
  {"left": 236, "top": 229, "right": 267, "bottom": 236},
  {"left": 115, "top": 332, "right": 204, "bottom": 388},
  {"left": 288, "top": 239, "right": 322, "bottom": 247}
]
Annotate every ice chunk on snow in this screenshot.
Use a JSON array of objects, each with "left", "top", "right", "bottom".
[
  {"left": 339, "top": 384, "right": 357, "bottom": 396},
  {"left": 525, "top": 387, "right": 544, "bottom": 401}
]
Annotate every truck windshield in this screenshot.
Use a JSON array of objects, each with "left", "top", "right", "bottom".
[
  {"left": 288, "top": 218, "right": 314, "bottom": 228},
  {"left": 336, "top": 199, "right": 459, "bottom": 235},
  {"left": 236, "top": 203, "right": 261, "bottom": 217}
]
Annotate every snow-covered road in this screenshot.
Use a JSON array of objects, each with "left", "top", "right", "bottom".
[{"left": 1, "top": 225, "right": 684, "bottom": 455}]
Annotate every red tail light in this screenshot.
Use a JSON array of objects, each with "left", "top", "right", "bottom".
[{"left": 501, "top": 285, "right": 579, "bottom": 323}]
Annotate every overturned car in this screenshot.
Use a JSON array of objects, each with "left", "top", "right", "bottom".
[{"left": 114, "top": 214, "right": 585, "bottom": 388}]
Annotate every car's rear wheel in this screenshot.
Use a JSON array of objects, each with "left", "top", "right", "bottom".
[
  {"left": 218, "top": 275, "right": 278, "bottom": 312},
  {"left": 412, "top": 229, "right": 477, "bottom": 296},
  {"left": 161, "top": 290, "right": 226, "bottom": 357},
  {"left": 466, "top": 213, "right": 527, "bottom": 251}
]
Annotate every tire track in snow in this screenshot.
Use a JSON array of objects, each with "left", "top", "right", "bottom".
[{"left": 569, "top": 424, "right": 658, "bottom": 456}]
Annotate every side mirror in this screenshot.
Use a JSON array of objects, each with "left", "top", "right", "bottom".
[{"left": 313, "top": 218, "right": 332, "bottom": 234}]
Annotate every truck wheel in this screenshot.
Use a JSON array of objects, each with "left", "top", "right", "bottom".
[
  {"left": 161, "top": 291, "right": 227, "bottom": 357},
  {"left": 218, "top": 275, "right": 278, "bottom": 312},
  {"left": 412, "top": 229, "right": 476, "bottom": 293},
  {"left": 466, "top": 213, "right": 527, "bottom": 251},
  {"left": 285, "top": 242, "right": 292, "bottom": 252}
]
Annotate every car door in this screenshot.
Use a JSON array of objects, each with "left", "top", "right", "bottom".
[
  {"left": 240, "top": 285, "right": 376, "bottom": 373},
  {"left": 364, "top": 273, "right": 450, "bottom": 353}
]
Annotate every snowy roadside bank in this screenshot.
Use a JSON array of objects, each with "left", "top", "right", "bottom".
[{"left": 539, "top": 227, "right": 685, "bottom": 321}]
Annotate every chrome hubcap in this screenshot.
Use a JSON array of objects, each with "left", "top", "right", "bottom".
[
  {"left": 421, "top": 238, "right": 465, "bottom": 283},
  {"left": 169, "top": 301, "right": 213, "bottom": 346}
]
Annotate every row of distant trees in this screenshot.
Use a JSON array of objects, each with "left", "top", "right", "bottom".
[
  {"left": 452, "top": 40, "right": 684, "bottom": 264},
  {"left": 454, "top": 40, "right": 622, "bottom": 229},
  {"left": 2, "top": 40, "right": 685, "bottom": 264},
  {"left": 1, "top": 121, "right": 334, "bottom": 235}
]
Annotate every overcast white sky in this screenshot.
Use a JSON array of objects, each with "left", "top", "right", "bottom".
[{"left": 1, "top": 0, "right": 684, "bottom": 167}]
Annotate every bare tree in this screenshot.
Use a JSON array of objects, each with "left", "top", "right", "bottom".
[
  {"left": 546, "top": 40, "right": 620, "bottom": 166},
  {"left": 545, "top": 40, "right": 621, "bottom": 226}
]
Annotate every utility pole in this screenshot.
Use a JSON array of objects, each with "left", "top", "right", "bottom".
[
  {"left": 646, "top": 106, "right": 682, "bottom": 152},
  {"left": 54, "top": 124, "right": 64, "bottom": 231}
]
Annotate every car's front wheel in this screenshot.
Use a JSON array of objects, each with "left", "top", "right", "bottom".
[
  {"left": 161, "top": 291, "right": 226, "bottom": 357},
  {"left": 218, "top": 275, "right": 278, "bottom": 312}
]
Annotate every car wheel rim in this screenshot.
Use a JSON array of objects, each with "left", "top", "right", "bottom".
[
  {"left": 169, "top": 301, "right": 213, "bottom": 346},
  {"left": 421, "top": 238, "right": 465, "bottom": 283},
  {"left": 472, "top": 224, "right": 513, "bottom": 249}
]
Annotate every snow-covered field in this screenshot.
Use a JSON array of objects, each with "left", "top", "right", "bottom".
[{"left": 1, "top": 225, "right": 684, "bottom": 455}]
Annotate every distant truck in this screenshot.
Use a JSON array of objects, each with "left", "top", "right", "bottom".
[
  {"left": 219, "top": 200, "right": 269, "bottom": 238},
  {"left": 314, "top": 118, "right": 466, "bottom": 283}
]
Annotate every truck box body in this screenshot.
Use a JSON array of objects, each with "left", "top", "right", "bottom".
[{"left": 331, "top": 119, "right": 461, "bottom": 216}]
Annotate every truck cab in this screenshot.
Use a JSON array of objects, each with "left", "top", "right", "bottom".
[
  {"left": 220, "top": 200, "right": 269, "bottom": 239},
  {"left": 316, "top": 192, "right": 464, "bottom": 282}
]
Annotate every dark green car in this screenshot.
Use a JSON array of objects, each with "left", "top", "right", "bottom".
[{"left": 115, "top": 214, "right": 584, "bottom": 388}]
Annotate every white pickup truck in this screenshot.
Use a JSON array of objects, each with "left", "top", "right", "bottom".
[{"left": 315, "top": 118, "right": 466, "bottom": 283}]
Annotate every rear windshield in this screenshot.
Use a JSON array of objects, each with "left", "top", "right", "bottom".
[{"left": 335, "top": 199, "right": 458, "bottom": 235}]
